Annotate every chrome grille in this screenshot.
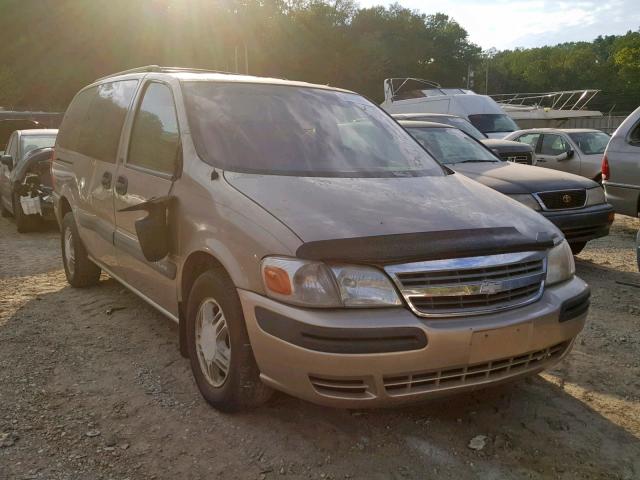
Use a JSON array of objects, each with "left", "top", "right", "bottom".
[
  {"left": 385, "top": 251, "right": 546, "bottom": 317},
  {"left": 500, "top": 153, "right": 532, "bottom": 165},
  {"left": 535, "top": 189, "right": 586, "bottom": 210},
  {"left": 383, "top": 341, "right": 569, "bottom": 396}
]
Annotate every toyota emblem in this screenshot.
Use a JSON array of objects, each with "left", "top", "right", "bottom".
[{"left": 562, "top": 194, "right": 572, "bottom": 204}]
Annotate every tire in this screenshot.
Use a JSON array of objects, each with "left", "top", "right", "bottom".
[
  {"left": 61, "top": 212, "right": 101, "bottom": 287},
  {"left": 13, "top": 192, "right": 40, "bottom": 233},
  {"left": 186, "top": 269, "right": 272, "bottom": 412},
  {"left": 570, "top": 241, "right": 586, "bottom": 255}
]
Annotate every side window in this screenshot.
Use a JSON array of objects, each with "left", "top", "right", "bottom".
[
  {"left": 629, "top": 122, "right": 640, "bottom": 145},
  {"left": 57, "top": 87, "right": 97, "bottom": 151},
  {"left": 540, "top": 134, "right": 569, "bottom": 156},
  {"left": 516, "top": 133, "right": 540, "bottom": 150},
  {"left": 77, "top": 80, "right": 138, "bottom": 162},
  {"left": 127, "top": 82, "right": 180, "bottom": 175}
]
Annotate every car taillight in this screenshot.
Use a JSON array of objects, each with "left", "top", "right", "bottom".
[
  {"left": 601, "top": 154, "right": 610, "bottom": 181},
  {"left": 50, "top": 148, "right": 57, "bottom": 189}
]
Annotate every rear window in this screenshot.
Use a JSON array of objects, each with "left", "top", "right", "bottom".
[
  {"left": 21, "top": 135, "right": 56, "bottom": 161},
  {"left": 468, "top": 114, "right": 519, "bottom": 134},
  {"left": 568, "top": 131, "right": 609, "bottom": 155},
  {"left": 182, "top": 82, "right": 444, "bottom": 178}
]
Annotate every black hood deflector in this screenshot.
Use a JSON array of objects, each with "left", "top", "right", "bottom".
[{"left": 296, "top": 227, "right": 555, "bottom": 264}]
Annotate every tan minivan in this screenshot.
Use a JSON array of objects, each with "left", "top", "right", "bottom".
[{"left": 52, "top": 66, "right": 589, "bottom": 411}]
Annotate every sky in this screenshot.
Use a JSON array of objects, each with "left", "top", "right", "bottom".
[{"left": 358, "top": 0, "right": 640, "bottom": 50}]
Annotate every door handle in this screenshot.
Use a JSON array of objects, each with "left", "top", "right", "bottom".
[
  {"left": 115, "top": 175, "right": 128, "bottom": 195},
  {"left": 101, "top": 171, "right": 112, "bottom": 189}
]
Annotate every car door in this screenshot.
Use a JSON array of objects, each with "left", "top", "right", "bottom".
[
  {"left": 537, "top": 133, "right": 580, "bottom": 175},
  {"left": 112, "top": 80, "right": 181, "bottom": 315},
  {"left": 0, "top": 132, "right": 18, "bottom": 211},
  {"left": 64, "top": 80, "right": 139, "bottom": 271}
]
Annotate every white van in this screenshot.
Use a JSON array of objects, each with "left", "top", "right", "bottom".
[
  {"left": 602, "top": 105, "right": 640, "bottom": 217},
  {"left": 381, "top": 78, "right": 519, "bottom": 139}
]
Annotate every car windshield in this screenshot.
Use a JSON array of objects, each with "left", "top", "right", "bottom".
[
  {"left": 468, "top": 114, "right": 519, "bottom": 134},
  {"left": 21, "top": 135, "right": 56, "bottom": 160},
  {"left": 406, "top": 127, "right": 500, "bottom": 164},
  {"left": 435, "top": 117, "right": 486, "bottom": 140},
  {"left": 181, "top": 82, "right": 444, "bottom": 177},
  {"left": 568, "top": 131, "right": 610, "bottom": 155}
]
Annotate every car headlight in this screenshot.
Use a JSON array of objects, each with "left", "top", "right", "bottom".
[
  {"left": 546, "top": 240, "right": 575, "bottom": 286},
  {"left": 585, "top": 186, "right": 605, "bottom": 206},
  {"left": 508, "top": 194, "right": 541, "bottom": 211},
  {"left": 261, "top": 257, "right": 402, "bottom": 308}
]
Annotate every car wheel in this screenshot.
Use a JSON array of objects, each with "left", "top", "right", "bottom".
[
  {"left": 61, "top": 212, "right": 101, "bottom": 287},
  {"left": 186, "top": 269, "right": 272, "bottom": 412},
  {"left": 13, "top": 192, "right": 40, "bottom": 233},
  {"left": 570, "top": 241, "right": 586, "bottom": 255}
]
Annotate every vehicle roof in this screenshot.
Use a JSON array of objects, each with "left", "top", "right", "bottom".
[
  {"left": 513, "top": 128, "right": 603, "bottom": 134},
  {"left": 397, "top": 120, "right": 453, "bottom": 129},
  {"left": 17, "top": 129, "right": 58, "bottom": 136},
  {"left": 96, "top": 70, "right": 353, "bottom": 94}
]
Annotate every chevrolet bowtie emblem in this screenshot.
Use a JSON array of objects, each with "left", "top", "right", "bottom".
[{"left": 479, "top": 281, "right": 503, "bottom": 295}]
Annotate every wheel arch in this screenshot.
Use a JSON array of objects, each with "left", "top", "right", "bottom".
[{"left": 178, "top": 250, "right": 232, "bottom": 358}]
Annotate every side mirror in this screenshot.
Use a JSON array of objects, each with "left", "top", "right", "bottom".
[
  {"left": 566, "top": 149, "right": 575, "bottom": 159},
  {"left": 558, "top": 149, "right": 574, "bottom": 161},
  {"left": 1, "top": 154, "right": 13, "bottom": 170},
  {"left": 119, "top": 196, "right": 174, "bottom": 262}
]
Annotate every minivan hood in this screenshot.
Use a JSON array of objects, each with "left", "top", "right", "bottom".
[
  {"left": 452, "top": 161, "right": 596, "bottom": 195},
  {"left": 224, "top": 171, "right": 559, "bottom": 244}
]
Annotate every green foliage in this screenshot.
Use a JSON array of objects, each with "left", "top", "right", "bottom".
[{"left": 0, "top": 0, "right": 638, "bottom": 113}]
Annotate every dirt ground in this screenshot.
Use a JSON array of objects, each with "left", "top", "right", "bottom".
[{"left": 1, "top": 214, "right": 639, "bottom": 480}]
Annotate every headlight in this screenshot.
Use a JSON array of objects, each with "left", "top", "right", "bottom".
[
  {"left": 585, "top": 186, "right": 605, "bottom": 206},
  {"left": 508, "top": 194, "right": 541, "bottom": 211},
  {"left": 261, "top": 257, "right": 402, "bottom": 308},
  {"left": 546, "top": 240, "right": 575, "bottom": 286}
]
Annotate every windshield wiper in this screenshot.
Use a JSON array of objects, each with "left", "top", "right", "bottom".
[{"left": 455, "top": 159, "right": 498, "bottom": 163}]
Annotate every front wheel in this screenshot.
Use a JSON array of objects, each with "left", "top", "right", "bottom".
[
  {"left": 61, "top": 212, "right": 101, "bottom": 287},
  {"left": 186, "top": 269, "right": 272, "bottom": 412},
  {"left": 570, "top": 241, "right": 586, "bottom": 255}
]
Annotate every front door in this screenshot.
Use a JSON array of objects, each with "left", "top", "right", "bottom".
[{"left": 113, "top": 81, "right": 181, "bottom": 315}]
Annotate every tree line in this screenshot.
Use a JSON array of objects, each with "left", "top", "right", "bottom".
[{"left": 0, "top": 0, "right": 638, "bottom": 114}]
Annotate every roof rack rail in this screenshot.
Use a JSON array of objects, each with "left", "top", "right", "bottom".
[{"left": 96, "top": 65, "right": 240, "bottom": 82}]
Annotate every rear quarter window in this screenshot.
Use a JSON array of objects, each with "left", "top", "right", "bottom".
[
  {"left": 57, "top": 87, "right": 96, "bottom": 151},
  {"left": 58, "top": 80, "right": 138, "bottom": 163}
]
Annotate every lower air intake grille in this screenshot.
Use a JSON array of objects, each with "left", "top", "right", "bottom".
[
  {"left": 309, "top": 375, "right": 372, "bottom": 399},
  {"left": 383, "top": 341, "right": 569, "bottom": 396}
]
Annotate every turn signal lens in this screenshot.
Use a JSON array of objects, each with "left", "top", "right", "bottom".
[{"left": 263, "top": 266, "right": 292, "bottom": 295}]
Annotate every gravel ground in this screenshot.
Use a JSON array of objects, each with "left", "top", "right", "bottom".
[{"left": 0, "top": 215, "right": 639, "bottom": 480}]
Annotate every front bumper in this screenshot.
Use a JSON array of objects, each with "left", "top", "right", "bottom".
[
  {"left": 542, "top": 203, "right": 614, "bottom": 244},
  {"left": 240, "top": 276, "right": 589, "bottom": 408}
]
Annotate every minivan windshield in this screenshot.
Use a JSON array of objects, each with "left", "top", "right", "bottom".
[
  {"left": 468, "top": 114, "right": 519, "bottom": 134},
  {"left": 406, "top": 127, "right": 500, "bottom": 165},
  {"left": 568, "top": 131, "right": 610, "bottom": 155},
  {"left": 182, "top": 82, "right": 444, "bottom": 177}
]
